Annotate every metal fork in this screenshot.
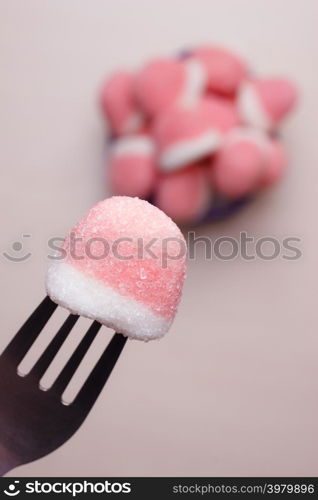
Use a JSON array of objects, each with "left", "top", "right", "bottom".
[{"left": 0, "top": 296, "right": 127, "bottom": 476}]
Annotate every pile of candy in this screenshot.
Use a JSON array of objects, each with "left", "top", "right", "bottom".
[{"left": 100, "top": 45, "right": 297, "bottom": 224}]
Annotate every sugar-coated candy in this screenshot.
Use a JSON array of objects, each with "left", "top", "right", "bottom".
[
  {"left": 109, "top": 135, "right": 156, "bottom": 198},
  {"left": 100, "top": 71, "right": 143, "bottom": 136},
  {"left": 238, "top": 78, "right": 297, "bottom": 130},
  {"left": 155, "top": 165, "right": 211, "bottom": 223},
  {"left": 192, "top": 46, "right": 247, "bottom": 95},
  {"left": 46, "top": 197, "right": 187, "bottom": 341},
  {"left": 135, "top": 58, "right": 206, "bottom": 116},
  {"left": 100, "top": 45, "right": 297, "bottom": 223},
  {"left": 211, "top": 127, "right": 268, "bottom": 199},
  {"left": 153, "top": 96, "right": 239, "bottom": 171}
]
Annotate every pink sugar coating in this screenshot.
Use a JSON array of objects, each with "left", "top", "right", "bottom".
[
  {"left": 253, "top": 78, "right": 298, "bottom": 122},
  {"left": 155, "top": 165, "right": 210, "bottom": 223},
  {"left": 212, "top": 140, "right": 264, "bottom": 199},
  {"left": 100, "top": 71, "right": 140, "bottom": 135},
  {"left": 62, "top": 197, "right": 186, "bottom": 320},
  {"left": 110, "top": 154, "right": 157, "bottom": 199},
  {"left": 135, "top": 58, "right": 186, "bottom": 115},
  {"left": 260, "top": 138, "right": 287, "bottom": 188},
  {"left": 193, "top": 46, "right": 247, "bottom": 94},
  {"left": 153, "top": 96, "right": 239, "bottom": 149}
]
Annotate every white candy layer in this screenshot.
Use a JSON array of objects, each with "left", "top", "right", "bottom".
[
  {"left": 238, "top": 82, "right": 271, "bottom": 130},
  {"left": 225, "top": 126, "right": 270, "bottom": 152},
  {"left": 46, "top": 261, "right": 170, "bottom": 341},
  {"left": 159, "top": 129, "right": 221, "bottom": 171},
  {"left": 111, "top": 134, "right": 155, "bottom": 158},
  {"left": 179, "top": 59, "right": 207, "bottom": 107}
]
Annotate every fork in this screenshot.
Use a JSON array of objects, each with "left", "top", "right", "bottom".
[{"left": 0, "top": 296, "right": 127, "bottom": 476}]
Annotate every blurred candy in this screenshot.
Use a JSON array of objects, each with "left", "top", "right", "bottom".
[
  {"left": 109, "top": 135, "right": 156, "bottom": 198},
  {"left": 154, "top": 165, "right": 211, "bottom": 223},
  {"left": 135, "top": 58, "right": 206, "bottom": 116},
  {"left": 100, "top": 45, "right": 297, "bottom": 223},
  {"left": 153, "top": 96, "right": 239, "bottom": 171},
  {"left": 238, "top": 78, "right": 297, "bottom": 130},
  {"left": 260, "top": 138, "right": 287, "bottom": 188},
  {"left": 192, "top": 46, "right": 247, "bottom": 95},
  {"left": 211, "top": 127, "right": 268, "bottom": 199},
  {"left": 100, "top": 71, "right": 143, "bottom": 135}
]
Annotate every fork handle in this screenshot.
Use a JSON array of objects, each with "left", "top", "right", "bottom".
[{"left": 0, "top": 444, "right": 19, "bottom": 476}]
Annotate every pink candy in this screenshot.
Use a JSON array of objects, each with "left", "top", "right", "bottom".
[
  {"left": 109, "top": 135, "right": 156, "bottom": 198},
  {"left": 192, "top": 45, "right": 247, "bottom": 95},
  {"left": 238, "top": 78, "right": 297, "bottom": 130},
  {"left": 99, "top": 44, "right": 297, "bottom": 224},
  {"left": 211, "top": 128, "right": 267, "bottom": 199},
  {"left": 155, "top": 165, "right": 211, "bottom": 223},
  {"left": 153, "top": 97, "right": 239, "bottom": 171},
  {"left": 47, "top": 196, "right": 186, "bottom": 341},
  {"left": 135, "top": 58, "right": 206, "bottom": 116},
  {"left": 211, "top": 128, "right": 287, "bottom": 198},
  {"left": 100, "top": 71, "right": 143, "bottom": 136}
]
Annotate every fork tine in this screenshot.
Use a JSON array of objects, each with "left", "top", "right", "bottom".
[
  {"left": 73, "top": 332, "right": 127, "bottom": 410},
  {"left": 51, "top": 320, "right": 102, "bottom": 395},
  {"left": 28, "top": 314, "right": 79, "bottom": 380},
  {"left": 1, "top": 296, "right": 57, "bottom": 365}
]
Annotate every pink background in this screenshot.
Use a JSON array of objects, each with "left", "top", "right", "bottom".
[{"left": 1, "top": 0, "right": 318, "bottom": 476}]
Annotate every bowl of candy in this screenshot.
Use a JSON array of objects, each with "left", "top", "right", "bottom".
[{"left": 99, "top": 44, "right": 297, "bottom": 226}]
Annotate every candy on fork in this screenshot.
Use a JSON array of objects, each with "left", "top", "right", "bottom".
[
  {"left": 46, "top": 196, "right": 186, "bottom": 341},
  {"left": 0, "top": 196, "right": 187, "bottom": 475}
]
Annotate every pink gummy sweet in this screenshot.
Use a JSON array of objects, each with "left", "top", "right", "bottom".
[
  {"left": 238, "top": 77, "right": 297, "bottom": 129},
  {"left": 192, "top": 45, "right": 247, "bottom": 95},
  {"left": 155, "top": 165, "right": 211, "bottom": 223},
  {"left": 135, "top": 58, "right": 206, "bottom": 116},
  {"left": 100, "top": 71, "right": 143, "bottom": 135},
  {"left": 153, "top": 96, "right": 239, "bottom": 171},
  {"left": 255, "top": 79, "right": 297, "bottom": 122},
  {"left": 211, "top": 132, "right": 266, "bottom": 199},
  {"left": 46, "top": 197, "right": 187, "bottom": 341},
  {"left": 109, "top": 135, "right": 157, "bottom": 199}
]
